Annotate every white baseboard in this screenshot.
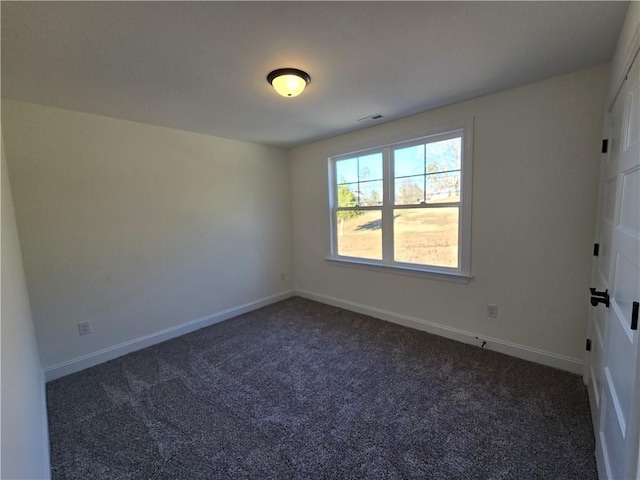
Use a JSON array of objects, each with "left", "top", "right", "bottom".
[
  {"left": 44, "top": 290, "right": 295, "bottom": 382},
  {"left": 44, "top": 288, "right": 583, "bottom": 380},
  {"left": 40, "top": 369, "right": 52, "bottom": 479},
  {"left": 295, "top": 289, "right": 583, "bottom": 374}
]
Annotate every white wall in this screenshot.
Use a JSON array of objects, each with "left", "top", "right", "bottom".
[
  {"left": 1, "top": 135, "right": 51, "bottom": 479},
  {"left": 2, "top": 100, "right": 293, "bottom": 373},
  {"left": 290, "top": 64, "right": 610, "bottom": 371}
]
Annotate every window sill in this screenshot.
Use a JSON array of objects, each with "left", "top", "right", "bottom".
[{"left": 325, "top": 257, "right": 472, "bottom": 284}]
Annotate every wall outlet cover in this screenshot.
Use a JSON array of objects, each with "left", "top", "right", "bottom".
[{"left": 78, "top": 321, "right": 91, "bottom": 336}]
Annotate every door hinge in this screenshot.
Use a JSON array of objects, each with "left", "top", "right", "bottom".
[
  {"left": 586, "top": 339, "right": 592, "bottom": 351},
  {"left": 632, "top": 302, "right": 639, "bottom": 331},
  {"left": 593, "top": 243, "right": 600, "bottom": 256},
  {"left": 601, "top": 139, "right": 608, "bottom": 153}
]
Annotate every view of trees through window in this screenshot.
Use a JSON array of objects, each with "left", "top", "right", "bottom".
[{"left": 334, "top": 136, "right": 462, "bottom": 268}]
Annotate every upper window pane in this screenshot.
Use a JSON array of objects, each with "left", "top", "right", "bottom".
[
  {"left": 337, "top": 183, "right": 359, "bottom": 207},
  {"left": 336, "top": 152, "right": 383, "bottom": 186},
  {"left": 359, "top": 180, "right": 384, "bottom": 206},
  {"left": 424, "top": 137, "right": 462, "bottom": 173},
  {"left": 394, "top": 137, "right": 462, "bottom": 178},
  {"left": 395, "top": 176, "right": 425, "bottom": 205},
  {"left": 394, "top": 136, "right": 462, "bottom": 205},
  {"left": 394, "top": 172, "right": 461, "bottom": 205},
  {"left": 427, "top": 171, "right": 461, "bottom": 203},
  {"left": 336, "top": 158, "right": 358, "bottom": 184},
  {"left": 358, "top": 153, "right": 383, "bottom": 181},
  {"left": 395, "top": 144, "right": 425, "bottom": 177}
]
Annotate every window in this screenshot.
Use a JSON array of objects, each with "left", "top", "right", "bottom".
[{"left": 328, "top": 120, "right": 472, "bottom": 280}]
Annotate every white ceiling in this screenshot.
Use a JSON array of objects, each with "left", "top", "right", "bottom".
[{"left": 1, "top": 1, "right": 629, "bottom": 148}]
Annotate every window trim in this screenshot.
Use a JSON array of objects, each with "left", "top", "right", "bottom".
[{"left": 327, "top": 118, "right": 473, "bottom": 280}]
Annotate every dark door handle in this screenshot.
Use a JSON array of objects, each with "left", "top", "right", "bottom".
[
  {"left": 632, "top": 302, "right": 638, "bottom": 330},
  {"left": 590, "top": 288, "right": 610, "bottom": 308}
]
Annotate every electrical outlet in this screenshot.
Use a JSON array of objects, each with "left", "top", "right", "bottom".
[
  {"left": 78, "top": 321, "right": 91, "bottom": 336},
  {"left": 486, "top": 304, "right": 498, "bottom": 318}
]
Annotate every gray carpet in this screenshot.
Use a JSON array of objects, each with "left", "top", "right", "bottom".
[{"left": 47, "top": 297, "right": 596, "bottom": 479}]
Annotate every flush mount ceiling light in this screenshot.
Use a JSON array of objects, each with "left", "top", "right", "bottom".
[{"left": 267, "top": 68, "right": 311, "bottom": 98}]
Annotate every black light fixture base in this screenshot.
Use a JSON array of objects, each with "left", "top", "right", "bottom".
[{"left": 266, "top": 68, "right": 311, "bottom": 86}]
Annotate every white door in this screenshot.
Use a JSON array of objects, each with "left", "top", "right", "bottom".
[{"left": 587, "top": 52, "right": 640, "bottom": 480}]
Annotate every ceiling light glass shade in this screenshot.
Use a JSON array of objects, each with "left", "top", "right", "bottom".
[{"left": 267, "top": 68, "right": 311, "bottom": 98}]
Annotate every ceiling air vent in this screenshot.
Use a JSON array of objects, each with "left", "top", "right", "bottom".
[{"left": 357, "top": 113, "right": 383, "bottom": 122}]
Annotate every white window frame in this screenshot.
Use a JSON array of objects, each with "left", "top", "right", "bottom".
[{"left": 327, "top": 118, "right": 473, "bottom": 283}]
